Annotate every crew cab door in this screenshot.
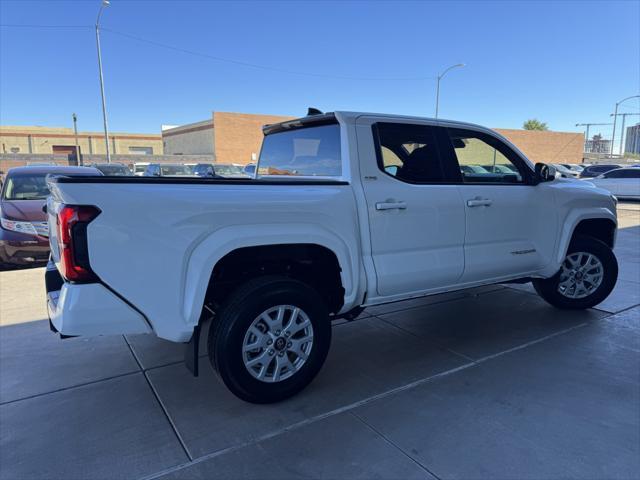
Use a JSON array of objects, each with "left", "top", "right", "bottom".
[
  {"left": 441, "top": 127, "right": 558, "bottom": 283},
  {"left": 355, "top": 118, "right": 465, "bottom": 297}
]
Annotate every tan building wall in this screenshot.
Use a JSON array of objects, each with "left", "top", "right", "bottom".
[
  {"left": 495, "top": 128, "right": 583, "bottom": 165},
  {"left": 212, "top": 111, "right": 294, "bottom": 165},
  {"left": 0, "top": 126, "right": 163, "bottom": 156}
]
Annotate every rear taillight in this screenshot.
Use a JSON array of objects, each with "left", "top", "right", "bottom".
[{"left": 56, "top": 205, "right": 101, "bottom": 283}]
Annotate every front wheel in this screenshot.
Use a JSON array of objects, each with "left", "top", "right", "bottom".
[
  {"left": 532, "top": 235, "right": 618, "bottom": 310},
  {"left": 209, "top": 276, "right": 331, "bottom": 403}
]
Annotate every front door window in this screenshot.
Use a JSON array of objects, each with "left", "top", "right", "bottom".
[{"left": 447, "top": 129, "right": 525, "bottom": 184}]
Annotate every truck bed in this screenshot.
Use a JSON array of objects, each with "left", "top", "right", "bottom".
[{"left": 46, "top": 175, "right": 361, "bottom": 342}]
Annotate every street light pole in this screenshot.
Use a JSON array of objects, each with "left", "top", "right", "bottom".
[
  {"left": 435, "top": 63, "right": 465, "bottom": 118},
  {"left": 96, "top": 0, "right": 111, "bottom": 163},
  {"left": 610, "top": 95, "right": 640, "bottom": 156},
  {"left": 72, "top": 113, "right": 82, "bottom": 166}
]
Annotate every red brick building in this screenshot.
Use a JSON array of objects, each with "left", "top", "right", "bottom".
[{"left": 163, "top": 111, "right": 584, "bottom": 166}]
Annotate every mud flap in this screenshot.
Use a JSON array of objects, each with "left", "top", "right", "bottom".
[{"left": 184, "top": 324, "right": 201, "bottom": 377}]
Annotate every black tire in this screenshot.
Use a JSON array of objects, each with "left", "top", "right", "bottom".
[
  {"left": 532, "top": 235, "right": 618, "bottom": 309},
  {"left": 208, "top": 275, "right": 331, "bottom": 403}
]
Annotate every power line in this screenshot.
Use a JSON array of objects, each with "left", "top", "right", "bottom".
[
  {"left": 0, "top": 24, "right": 91, "bottom": 29},
  {"left": 101, "top": 28, "right": 437, "bottom": 81},
  {"left": 0, "top": 23, "right": 437, "bottom": 81}
]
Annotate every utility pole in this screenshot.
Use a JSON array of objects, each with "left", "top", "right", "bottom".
[
  {"left": 72, "top": 113, "right": 82, "bottom": 166},
  {"left": 96, "top": 0, "right": 111, "bottom": 163},
  {"left": 435, "top": 63, "right": 465, "bottom": 118},
  {"left": 610, "top": 113, "right": 640, "bottom": 156},
  {"left": 575, "top": 123, "right": 612, "bottom": 154}
]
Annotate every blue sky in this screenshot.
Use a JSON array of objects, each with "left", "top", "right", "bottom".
[{"left": 1, "top": 0, "right": 638, "bottom": 135}]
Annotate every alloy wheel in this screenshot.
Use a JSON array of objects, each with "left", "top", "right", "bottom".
[
  {"left": 557, "top": 251, "right": 604, "bottom": 299},
  {"left": 242, "top": 305, "right": 314, "bottom": 383}
]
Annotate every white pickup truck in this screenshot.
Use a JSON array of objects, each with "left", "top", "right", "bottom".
[{"left": 45, "top": 111, "right": 619, "bottom": 403}]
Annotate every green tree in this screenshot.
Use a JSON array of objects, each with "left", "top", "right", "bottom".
[{"left": 523, "top": 119, "right": 549, "bottom": 131}]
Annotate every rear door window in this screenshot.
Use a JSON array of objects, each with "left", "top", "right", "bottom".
[{"left": 373, "top": 123, "right": 457, "bottom": 183}]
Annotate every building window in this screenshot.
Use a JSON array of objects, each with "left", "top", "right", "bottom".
[
  {"left": 129, "top": 146, "right": 153, "bottom": 155},
  {"left": 10, "top": 147, "right": 20, "bottom": 153}
]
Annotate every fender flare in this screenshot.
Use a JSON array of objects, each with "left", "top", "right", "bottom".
[
  {"left": 181, "top": 223, "right": 358, "bottom": 327},
  {"left": 555, "top": 208, "right": 617, "bottom": 266}
]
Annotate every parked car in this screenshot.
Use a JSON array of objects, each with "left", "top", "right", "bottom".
[
  {"left": 144, "top": 163, "right": 195, "bottom": 177},
  {"left": 552, "top": 164, "right": 581, "bottom": 178},
  {"left": 589, "top": 168, "right": 640, "bottom": 199},
  {"left": 90, "top": 163, "right": 132, "bottom": 176},
  {"left": 562, "top": 164, "right": 584, "bottom": 174},
  {"left": 460, "top": 165, "right": 489, "bottom": 175},
  {"left": 580, "top": 164, "right": 621, "bottom": 178},
  {"left": 192, "top": 163, "right": 219, "bottom": 178},
  {"left": 192, "top": 163, "right": 248, "bottom": 178},
  {"left": 214, "top": 164, "right": 249, "bottom": 178},
  {"left": 45, "top": 111, "right": 619, "bottom": 403},
  {"left": 482, "top": 164, "right": 522, "bottom": 180},
  {"left": 0, "top": 166, "right": 101, "bottom": 268},
  {"left": 133, "top": 162, "right": 150, "bottom": 176},
  {"left": 460, "top": 164, "right": 521, "bottom": 182}
]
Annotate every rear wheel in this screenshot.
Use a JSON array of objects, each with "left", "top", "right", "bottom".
[
  {"left": 532, "top": 235, "right": 618, "bottom": 309},
  {"left": 208, "top": 276, "right": 331, "bottom": 403}
]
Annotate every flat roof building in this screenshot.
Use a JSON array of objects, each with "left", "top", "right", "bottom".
[
  {"left": 625, "top": 123, "right": 640, "bottom": 155},
  {"left": 163, "top": 111, "right": 293, "bottom": 164},
  {"left": 0, "top": 125, "right": 163, "bottom": 157}
]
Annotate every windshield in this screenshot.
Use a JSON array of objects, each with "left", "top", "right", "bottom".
[
  {"left": 2, "top": 174, "right": 49, "bottom": 200},
  {"left": 161, "top": 165, "right": 192, "bottom": 176},
  {"left": 134, "top": 164, "right": 148, "bottom": 173},
  {"left": 258, "top": 123, "right": 342, "bottom": 177}
]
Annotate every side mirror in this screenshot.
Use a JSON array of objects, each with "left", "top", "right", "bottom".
[{"left": 534, "top": 163, "right": 556, "bottom": 183}]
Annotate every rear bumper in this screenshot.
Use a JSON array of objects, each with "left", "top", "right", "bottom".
[
  {"left": 46, "top": 263, "right": 151, "bottom": 337},
  {"left": 0, "top": 230, "right": 49, "bottom": 266}
]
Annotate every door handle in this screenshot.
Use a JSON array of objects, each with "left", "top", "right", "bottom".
[
  {"left": 376, "top": 201, "right": 407, "bottom": 211},
  {"left": 466, "top": 198, "right": 493, "bottom": 207}
]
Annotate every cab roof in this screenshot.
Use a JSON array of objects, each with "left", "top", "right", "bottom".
[
  {"left": 262, "top": 110, "right": 493, "bottom": 135},
  {"left": 6, "top": 165, "right": 101, "bottom": 176}
]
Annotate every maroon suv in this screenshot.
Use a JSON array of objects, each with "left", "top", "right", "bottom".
[{"left": 0, "top": 165, "right": 101, "bottom": 268}]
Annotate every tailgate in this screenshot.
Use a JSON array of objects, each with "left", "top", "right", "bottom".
[{"left": 46, "top": 195, "right": 61, "bottom": 264}]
